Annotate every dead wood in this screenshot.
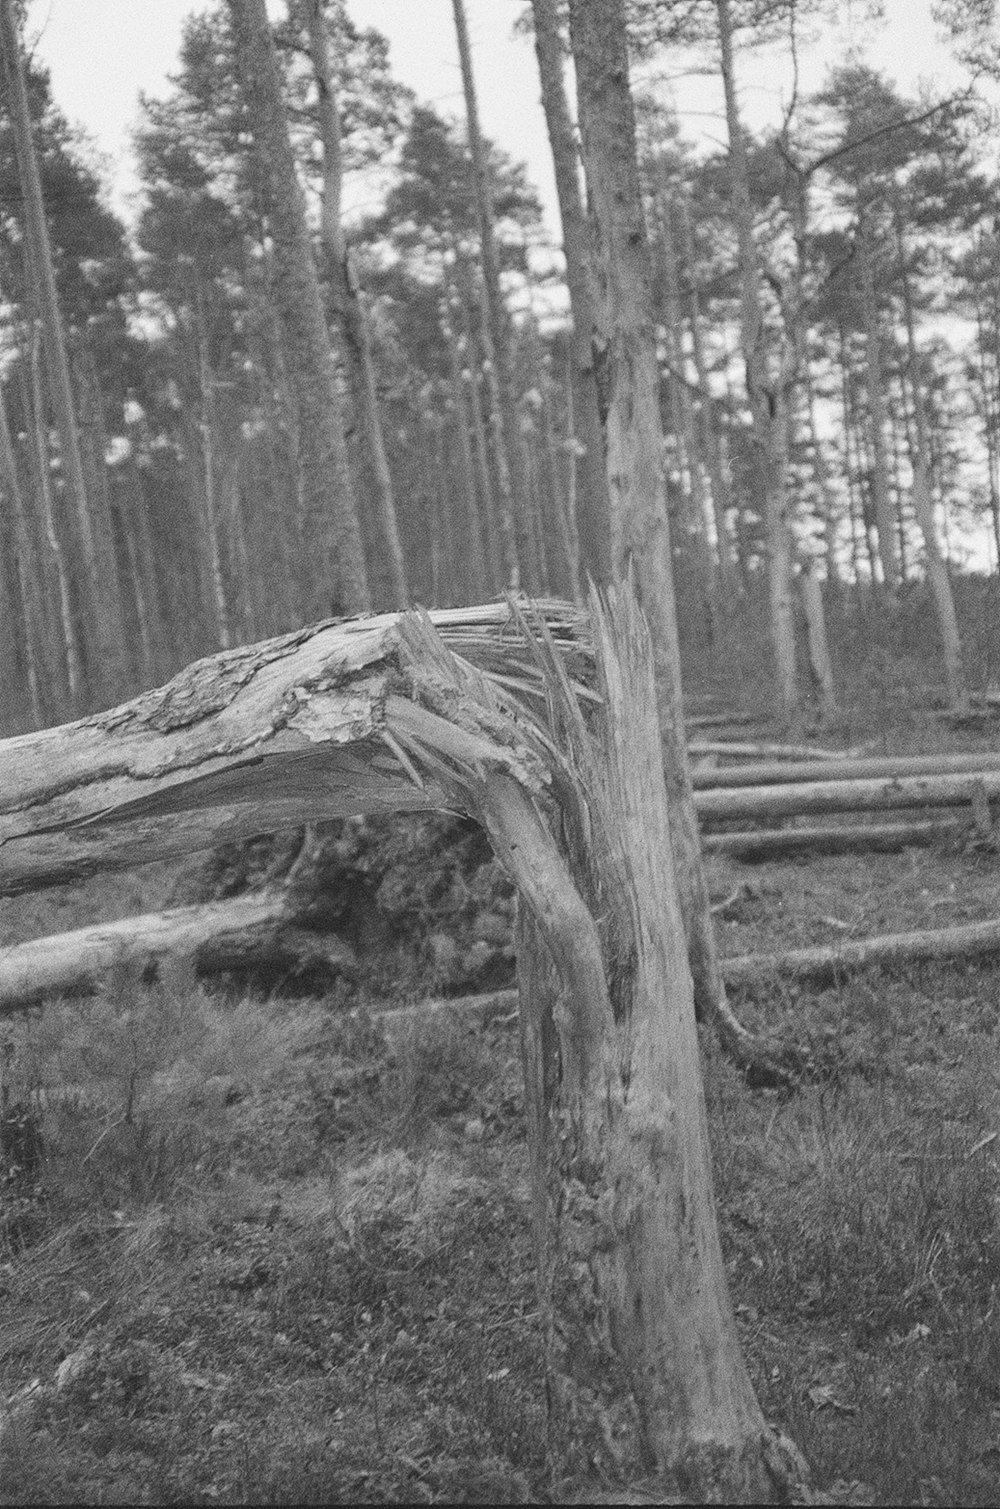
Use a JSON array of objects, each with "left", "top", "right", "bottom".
[
  {"left": 724, "top": 915, "right": 1000, "bottom": 988},
  {"left": 695, "top": 769, "right": 1000, "bottom": 824},
  {"left": 0, "top": 894, "right": 356, "bottom": 1015},
  {"left": 0, "top": 601, "right": 590, "bottom": 897},
  {"left": 703, "top": 818, "right": 964, "bottom": 860},
  {"left": 684, "top": 711, "right": 766, "bottom": 730},
  {"left": 692, "top": 751, "right": 1000, "bottom": 790},
  {"left": 687, "top": 740, "right": 852, "bottom": 762}
]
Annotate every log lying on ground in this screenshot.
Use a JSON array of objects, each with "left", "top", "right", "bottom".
[
  {"left": 723, "top": 915, "right": 1000, "bottom": 988},
  {"left": 685, "top": 711, "right": 766, "bottom": 730},
  {"left": 692, "top": 750, "right": 1000, "bottom": 791},
  {"left": 703, "top": 817, "right": 965, "bottom": 860},
  {"left": 695, "top": 768, "right": 1000, "bottom": 824},
  {"left": 688, "top": 740, "right": 854, "bottom": 762},
  {"left": 0, "top": 894, "right": 357, "bottom": 1015}
]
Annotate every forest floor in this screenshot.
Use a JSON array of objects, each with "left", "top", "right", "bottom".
[{"left": 5, "top": 667, "right": 1000, "bottom": 1502}]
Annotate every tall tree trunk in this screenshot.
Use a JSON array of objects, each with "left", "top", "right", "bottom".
[
  {"left": 529, "top": 0, "right": 611, "bottom": 587},
  {"left": 25, "top": 324, "right": 81, "bottom": 712},
  {"left": 304, "top": 0, "right": 407, "bottom": 608},
  {"left": 562, "top": 0, "right": 803, "bottom": 1486},
  {"left": 657, "top": 192, "right": 717, "bottom": 634},
  {"left": 895, "top": 207, "right": 968, "bottom": 712},
  {"left": 971, "top": 270, "right": 1000, "bottom": 568},
  {"left": 804, "top": 373, "right": 840, "bottom": 586},
  {"left": 455, "top": 283, "right": 505, "bottom": 589},
  {"left": 451, "top": 0, "right": 529, "bottom": 590},
  {"left": 195, "top": 314, "right": 233, "bottom": 650},
  {"left": 679, "top": 197, "right": 738, "bottom": 596},
  {"left": 443, "top": 304, "right": 493, "bottom": 596},
  {"left": 0, "top": 0, "right": 124, "bottom": 707},
  {"left": 858, "top": 216, "right": 899, "bottom": 591},
  {"left": 226, "top": 0, "right": 369, "bottom": 620},
  {"left": 714, "top": 0, "right": 798, "bottom": 720},
  {"left": 0, "top": 381, "right": 47, "bottom": 726}
]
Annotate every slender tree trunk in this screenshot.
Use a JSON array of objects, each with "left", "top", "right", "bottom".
[
  {"left": 304, "top": 0, "right": 407, "bottom": 608},
  {"left": 858, "top": 216, "right": 899, "bottom": 591},
  {"left": 800, "top": 561, "right": 836, "bottom": 721},
  {"left": 25, "top": 324, "right": 81, "bottom": 711},
  {"left": 529, "top": 0, "right": 611, "bottom": 587},
  {"left": 226, "top": 0, "right": 368, "bottom": 619},
  {"left": 0, "top": 0, "right": 124, "bottom": 706},
  {"left": 0, "top": 381, "right": 47, "bottom": 726},
  {"left": 895, "top": 208, "right": 967, "bottom": 712},
  {"left": 972, "top": 274, "right": 1000, "bottom": 569},
  {"left": 679, "top": 197, "right": 738, "bottom": 596},
  {"left": 714, "top": 0, "right": 798, "bottom": 719},
  {"left": 456, "top": 285, "right": 505, "bottom": 590},
  {"left": 805, "top": 373, "right": 840, "bottom": 585},
  {"left": 195, "top": 316, "right": 233, "bottom": 650},
  {"left": 451, "top": 0, "right": 528, "bottom": 590},
  {"left": 657, "top": 193, "right": 717, "bottom": 633},
  {"left": 443, "top": 305, "right": 493, "bottom": 595}
]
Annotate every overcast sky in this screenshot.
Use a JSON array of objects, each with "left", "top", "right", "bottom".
[{"left": 24, "top": 0, "right": 970, "bottom": 235}]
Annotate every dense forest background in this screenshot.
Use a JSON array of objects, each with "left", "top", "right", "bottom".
[{"left": 2, "top": 0, "right": 1000, "bottom": 730}]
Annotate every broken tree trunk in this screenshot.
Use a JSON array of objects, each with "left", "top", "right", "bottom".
[
  {"left": 695, "top": 770, "right": 1000, "bottom": 825},
  {"left": 0, "top": 602, "right": 589, "bottom": 897},
  {"left": 0, "top": 895, "right": 356, "bottom": 1016},
  {"left": 725, "top": 915, "right": 1000, "bottom": 988},
  {"left": 0, "top": 588, "right": 803, "bottom": 1498}
]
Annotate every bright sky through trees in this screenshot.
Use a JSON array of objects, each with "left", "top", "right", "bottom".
[{"left": 26, "top": 0, "right": 972, "bottom": 235}]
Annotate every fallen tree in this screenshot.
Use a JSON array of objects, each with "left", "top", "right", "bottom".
[
  {"left": 688, "top": 740, "right": 853, "bottom": 762},
  {"left": 0, "top": 590, "right": 802, "bottom": 1497},
  {"left": 695, "top": 768, "right": 1000, "bottom": 824},
  {"left": 724, "top": 914, "right": 1000, "bottom": 988},
  {"left": 692, "top": 750, "right": 1000, "bottom": 791},
  {"left": 703, "top": 817, "right": 965, "bottom": 860},
  {"left": 0, "top": 893, "right": 356, "bottom": 1015}
]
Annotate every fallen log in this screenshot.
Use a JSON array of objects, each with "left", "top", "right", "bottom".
[
  {"left": 692, "top": 750, "right": 1000, "bottom": 791},
  {"left": 723, "top": 915, "right": 1000, "bottom": 988},
  {"left": 0, "top": 894, "right": 356, "bottom": 1015},
  {"left": 685, "top": 712, "right": 766, "bottom": 730},
  {"left": 695, "top": 768, "right": 1000, "bottom": 824},
  {"left": 687, "top": 740, "right": 853, "bottom": 762},
  {"left": 702, "top": 817, "right": 965, "bottom": 860}
]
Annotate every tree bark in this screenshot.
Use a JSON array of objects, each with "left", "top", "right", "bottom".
[
  {"left": 226, "top": 0, "right": 369, "bottom": 619},
  {"left": 529, "top": 0, "right": 611, "bottom": 587},
  {"left": 566, "top": 0, "right": 791, "bottom": 1092},
  {"left": 304, "top": 0, "right": 407, "bottom": 609},
  {"left": 563, "top": 2, "right": 804, "bottom": 1491}
]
